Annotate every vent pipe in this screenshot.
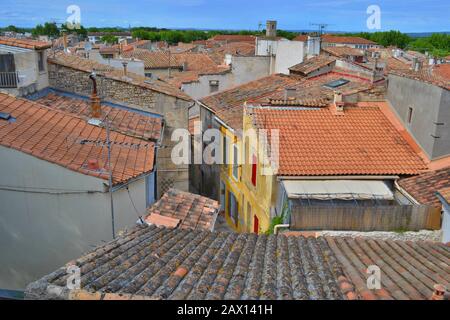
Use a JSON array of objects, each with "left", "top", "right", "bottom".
[{"left": 89, "top": 73, "right": 102, "bottom": 119}]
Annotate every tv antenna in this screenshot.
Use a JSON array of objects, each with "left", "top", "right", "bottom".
[{"left": 310, "top": 23, "right": 331, "bottom": 35}]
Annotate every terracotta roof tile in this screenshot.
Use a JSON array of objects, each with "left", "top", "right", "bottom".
[
  {"left": 25, "top": 225, "right": 351, "bottom": 300},
  {"left": 326, "top": 237, "right": 450, "bottom": 300},
  {"left": 0, "top": 36, "right": 51, "bottom": 50},
  {"left": 145, "top": 189, "right": 219, "bottom": 231},
  {"left": 200, "top": 74, "right": 299, "bottom": 130},
  {"left": 293, "top": 35, "right": 308, "bottom": 42},
  {"left": 322, "top": 34, "right": 377, "bottom": 45},
  {"left": 250, "top": 105, "right": 426, "bottom": 176},
  {"left": 210, "top": 35, "right": 256, "bottom": 43},
  {"left": 289, "top": 55, "right": 337, "bottom": 75},
  {"left": 389, "top": 64, "right": 450, "bottom": 90},
  {"left": 398, "top": 166, "right": 450, "bottom": 208},
  {"left": 34, "top": 92, "right": 163, "bottom": 142},
  {"left": 322, "top": 46, "right": 364, "bottom": 58},
  {"left": 0, "top": 93, "right": 154, "bottom": 184},
  {"left": 47, "top": 52, "right": 192, "bottom": 101},
  {"left": 25, "top": 225, "right": 449, "bottom": 300}
]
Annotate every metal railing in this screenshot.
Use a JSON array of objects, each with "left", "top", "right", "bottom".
[{"left": 0, "top": 71, "right": 19, "bottom": 88}]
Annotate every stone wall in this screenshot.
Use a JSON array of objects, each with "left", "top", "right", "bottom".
[{"left": 48, "top": 62, "right": 190, "bottom": 197}]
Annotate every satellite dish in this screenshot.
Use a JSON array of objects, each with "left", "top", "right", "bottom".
[{"left": 84, "top": 42, "right": 93, "bottom": 51}]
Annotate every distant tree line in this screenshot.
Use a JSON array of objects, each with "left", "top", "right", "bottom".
[
  {"left": 2, "top": 23, "right": 448, "bottom": 57},
  {"left": 344, "top": 30, "right": 449, "bottom": 57}
]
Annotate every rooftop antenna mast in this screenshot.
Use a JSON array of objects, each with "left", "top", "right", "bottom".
[{"left": 310, "top": 23, "right": 330, "bottom": 35}]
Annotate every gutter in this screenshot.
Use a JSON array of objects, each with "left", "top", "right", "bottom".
[{"left": 274, "top": 224, "right": 290, "bottom": 235}]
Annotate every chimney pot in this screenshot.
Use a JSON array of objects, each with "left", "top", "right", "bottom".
[
  {"left": 122, "top": 61, "right": 128, "bottom": 76},
  {"left": 87, "top": 159, "right": 100, "bottom": 171},
  {"left": 332, "top": 91, "right": 345, "bottom": 115},
  {"left": 431, "top": 284, "right": 446, "bottom": 300},
  {"left": 89, "top": 73, "right": 102, "bottom": 119}
]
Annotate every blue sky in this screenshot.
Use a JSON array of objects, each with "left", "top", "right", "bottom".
[{"left": 1, "top": 0, "right": 449, "bottom": 32}]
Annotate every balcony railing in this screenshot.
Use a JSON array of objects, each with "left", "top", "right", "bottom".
[{"left": 0, "top": 72, "right": 19, "bottom": 88}]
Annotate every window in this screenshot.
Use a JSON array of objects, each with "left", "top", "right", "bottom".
[
  {"left": 324, "top": 78, "right": 350, "bottom": 89},
  {"left": 407, "top": 107, "right": 413, "bottom": 124},
  {"left": 222, "top": 135, "right": 227, "bottom": 164},
  {"left": 209, "top": 80, "right": 219, "bottom": 93},
  {"left": 228, "top": 192, "right": 238, "bottom": 226},
  {"left": 251, "top": 154, "right": 257, "bottom": 186},
  {"left": 232, "top": 144, "right": 239, "bottom": 180},
  {"left": 38, "top": 51, "right": 45, "bottom": 72},
  {"left": 145, "top": 73, "right": 153, "bottom": 78}
]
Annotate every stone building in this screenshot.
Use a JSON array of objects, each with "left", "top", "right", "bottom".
[{"left": 46, "top": 52, "right": 193, "bottom": 198}]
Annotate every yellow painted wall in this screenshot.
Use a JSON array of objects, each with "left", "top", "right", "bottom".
[{"left": 219, "top": 110, "right": 278, "bottom": 234}]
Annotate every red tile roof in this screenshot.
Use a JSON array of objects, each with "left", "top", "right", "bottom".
[
  {"left": 0, "top": 93, "right": 155, "bottom": 184},
  {"left": 326, "top": 236, "right": 450, "bottom": 300},
  {"left": 200, "top": 74, "right": 300, "bottom": 130},
  {"left": 289, "top": 55, "right": 337, "bottom": 76},
  {"left": 201, "top": 72, "right": 376, "bottom": 130},
  {"left": 210, "top": 35, "right": 256, "bottom": 43},
  {"left": 390, "top": 64, "right": 450, "bottom": 90},
  {"left": 293, "top": 35, "right": 308, "bottom": 42},
  {"left": 121, "top": 49, "right": 181, "bottom": 69},
  {"left": 48, "top": 52, "right": 192, "bottom": 101},
  {"left": 322, "top": 34, "right": 377, "bottom": 45},
  {"left": 322, "top": 46, "right": 364, "bottom": 57},
  {"left": 0, "top": 36, "right": 51, "bottom": 50},
  {"left": 250, "top": 106, "right": 426, "bottom": 176},
  {"left": 398, "top": 166, "right": 450, "bottom": 208},
  {"left": 34, "top": 92, "right": 163, "bottom": 142},
  {"left": 145, "top": 189, "right": 219, "bottom": 231},
  {"left": 207, "top": 42, "right": 255, "bottom": 64}
]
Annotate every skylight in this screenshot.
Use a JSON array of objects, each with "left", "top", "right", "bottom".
[{"left": 324, "top": 78, "right": 350, "bottom": 88}]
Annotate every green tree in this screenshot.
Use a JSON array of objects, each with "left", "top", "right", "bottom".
[
  {"left": 101, "top": 35, "right": 118, "bottom": 44},
  {"left": 32, "top": 22, "right": 59, "bottom": 37}
]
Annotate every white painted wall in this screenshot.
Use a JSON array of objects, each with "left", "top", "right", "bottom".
[
  {"left": 0, "top": 49, "right": 49, "bottom": 96},
  {"left": 181, "top": 55, "right": 271, "bottom": 99},
  {"left": 256, "top": 38, "right": 305, "bottom": 74},
  {"left": 0, "top": 146, "right": 148, "bottom": 290}
]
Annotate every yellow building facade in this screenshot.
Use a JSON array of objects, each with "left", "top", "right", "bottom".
[{"left": 219, "top": 108, "right": 279, "bottom": 234}]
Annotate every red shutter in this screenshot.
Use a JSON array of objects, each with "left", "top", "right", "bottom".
[
  {"left": 253, "top": 215, "right": 259, "bottom": 234},
  {"left": 251, "top": 155, "right": 257, "bottom": 186}
]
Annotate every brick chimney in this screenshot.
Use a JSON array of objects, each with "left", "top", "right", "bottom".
[
  {"left": 332, "top": 91, "right": 345, "bottom": 115},
  {"left": 430, "top": 284, "right": 447, "bottom": 300},
  {"left": 89, "top": 73, "right": 102, "bottom": 119}
]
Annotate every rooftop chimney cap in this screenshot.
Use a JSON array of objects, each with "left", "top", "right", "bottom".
[{"left": 431, "top": 284, "right": 447, "bottom": 300}]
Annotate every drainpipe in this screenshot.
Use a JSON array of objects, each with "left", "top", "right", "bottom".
[{"left": 274, "top": 224, "right": 290, "bottom": 235}]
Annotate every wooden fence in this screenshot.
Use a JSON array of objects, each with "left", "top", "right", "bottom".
[{"left": 290, "top": 205, "right": 441, "bottom": 231}]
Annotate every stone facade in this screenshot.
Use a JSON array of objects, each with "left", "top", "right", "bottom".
[{"left": 48, "top": 62, "right": 191, "bottom": 198}]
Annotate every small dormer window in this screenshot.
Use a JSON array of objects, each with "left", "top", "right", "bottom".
[{"left": 38, "top": 51, "right": 45, "bottom": 72}]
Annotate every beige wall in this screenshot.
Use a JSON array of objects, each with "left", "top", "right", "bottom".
[{"left": 0, "top": 146, "right": 147, "bottom": 290}]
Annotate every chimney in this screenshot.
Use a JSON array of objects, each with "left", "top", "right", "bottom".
[
  {"left": 89, "top": 73, "right": 102, "bottom": 119},
  {"left": 332, "top": 91, "right": 345, "bottom": 115},
  {"left": 430, "top": 284, "right": 446, "bottom": 300},
  {"left": 122, "top": 61, "right": 128, "bottom": 76},
  {"left": 63, "top": 32, "right": 68, "bottom": 53},
  {"left": 266, "top": 20, "right": 277, "bottom": 38},
  {"left": 414, "top": 60, "right": 422, "bottom": 72},
  {"left": 87, "top": 159, "right": 100, "bottom": 171}
]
